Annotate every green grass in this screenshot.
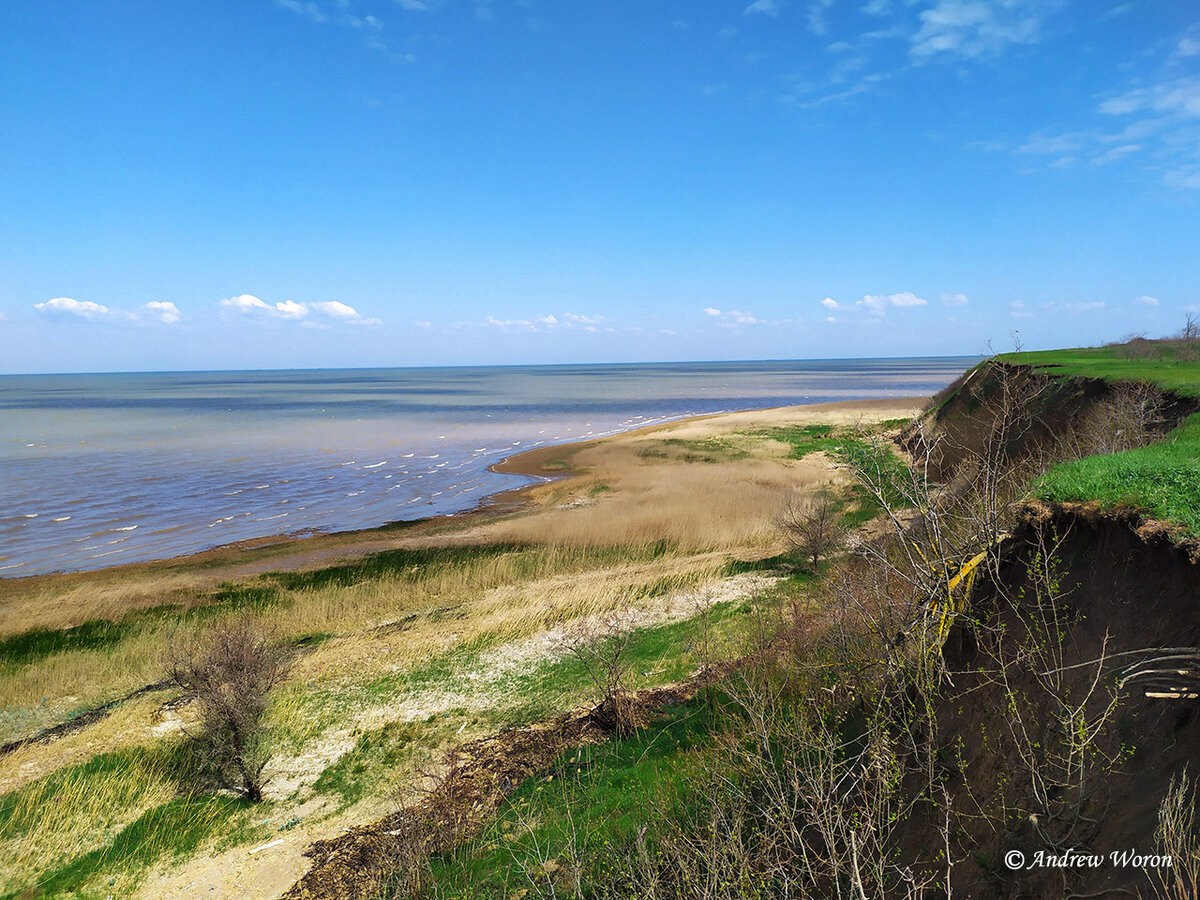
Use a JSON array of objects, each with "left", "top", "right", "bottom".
[
  {"left": 1000, "top": 345, "right": 1200, "bottom": 397},
  {"left": 641, "top": 437, "right": 750, "bottom": 463},
  {"left": 0, "top": 743, "right": 258, "bottom": 900},
  {"left": 312, "top": 719, "right": 431, "bottom": 808},
  {"left": 0, "top": 619, "right": 132, "bottom": 669},
  {"left": 419, "top": 699, "right": 718, "bottom": 899},
  {"left": 999, "top": 343, "right": 1200, "bottom": 535},
  {"left": 1035, "top": 413, "right": 1200, "bottom": 534},
  {"left": 19, "top": 794, "right": 250, "bottom": 900},
  {"left": 750, "top": 423, "right": 841, "bottom": 459}
]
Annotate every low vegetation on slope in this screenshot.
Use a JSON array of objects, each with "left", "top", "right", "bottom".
[
  {"left": 1001, "top": 326, "right": 1200, "bottom": 537},
  {"left": 1, "top": 408, "right": 905, "bottom": 898}
]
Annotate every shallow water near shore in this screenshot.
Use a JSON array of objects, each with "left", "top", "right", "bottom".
[{"left": 0, "top": 357, "right": 972, "bottom": 575}]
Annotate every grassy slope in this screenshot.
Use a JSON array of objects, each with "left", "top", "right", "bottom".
[
  {"left": 0, "top": 408, "right": 908, "bottom": 897},
  {"left": 1003, "top": 346, "right": 1200, "bottom": 535},
  {"left": 999, "top": 345, "right": 1200, "bottom": 397}
]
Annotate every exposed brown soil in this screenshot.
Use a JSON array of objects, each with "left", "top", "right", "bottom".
[
  {"left": 905, "top": 504, "right": 1200, "bottom": 899},
  {"left": 912, "top": 360, "right": 1200, "bottom": 482},
  {"left": 282, "top": 674, "right": 721, "bottom": 900}
]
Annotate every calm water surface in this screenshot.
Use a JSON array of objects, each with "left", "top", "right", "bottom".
[{"left": 0, "top": 358, "right": 973, "bottom": 575}]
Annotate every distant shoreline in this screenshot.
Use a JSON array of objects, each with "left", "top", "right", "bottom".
[{"left": 0, "top": 395, "right": 930, "bottom": 594}]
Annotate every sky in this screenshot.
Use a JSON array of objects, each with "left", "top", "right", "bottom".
[{"left": 1, "top": 1, "right": 1198, "bottom": 373}]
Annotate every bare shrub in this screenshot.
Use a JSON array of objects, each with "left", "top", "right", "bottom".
[
  {"left": 1151, "top": 768, "right": 1200, "bottom": 899},
  {"left": 777, "top": 488, "right": 845, "bottom": 570},
  {"left": 1068, "top": 381, "right": 1165, "bottom": 458},
  {"left": 560, "top": 612, "right": 638, "bottom": 737},
  {"left": 167, "top": 616, "right": 292, "bottom": 801},
  {"left": 1180, "top": 312, "right": 1200, "bottom": 342}
]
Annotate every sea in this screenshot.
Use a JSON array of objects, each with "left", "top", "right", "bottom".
[{"left": 0, "top": 358, "right": 973, "bottom": 576}]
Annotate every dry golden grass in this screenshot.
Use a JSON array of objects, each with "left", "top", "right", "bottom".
[
  {"left": 0, "top": 397, "right": 923, "bottom": 897},
  {"left": 0, "top": 739, "right": 180, "bottom": 893}
]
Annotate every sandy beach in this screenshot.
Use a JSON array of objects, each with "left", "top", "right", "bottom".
[{"left": 0, "top": 396, "right": 923, "bottom": 636}]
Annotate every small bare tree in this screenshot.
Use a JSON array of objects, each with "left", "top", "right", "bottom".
[
  {"left": 561, "top": 612, "right": 638, "bottom": 737},
  {"left": 777, "top": 489, "right": 845, "bottom": 570},
  {"left": 1180, "top": 312, "right": 1200, "bottom": 342},
  {"left": 167, "top": 616, "right": 292, "bottom": 801}
]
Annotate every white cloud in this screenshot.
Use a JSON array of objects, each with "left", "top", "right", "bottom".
[
  {"left": 1100, "top": 77, "right": 1200, "bottom": 119},
  {"left": 821, "top": 297, "right": 839, "bottom": 309},
  {"left": 274, "top": 300, "right": 309, "bottom": 319},
  {"left": 310, "top": 300, "right": 358, "bottom": 319},
  {"left": 312, "top": 300, "right": 381, "bottom": 325},
  {"left": 825, "top": 315, "right": 837, "bottom": 322},
  {"left": 140, "top": 301, "right": 181, "bottom": 324},
  {"left": 536, "top": 314, "right": 559, "bottom": 325},
  {"left": 1179, "top": 38, "right": 1200, "bottom": 58},
  {"left": 275, "top": 0, "right": 327, "bottom": 24},
  {"left": 34, "top": 297, "right": 113, "bottom": 321},
  {"left": 705, "top": 307, "right": 763, "bottom": 326},
  {"left": 744, "top": 0, "right": 782, "bottom": 16},
  {"left": 887, "top": 291, "right": 927, "bottom": 307},
  {"left": 393, "top": 0, "right": 429, "bottom": 10},
  {"left": 220, "top": 294, "right": 273, "bottom": 314},
  {"left": 220, "top": 294, "right": 379, "bottom": 325},
  {"left": 1042, "top": 301, "right": 1106, "bottom": 313},
  {"left": 564, "top": 313, "right": 604, "bottom": 324},
  {"left": 1134, "top": 295, "right": 1160, "bottom": 306},
  {"left": 414, "top": 320, "right": 432, "bottom": 328},
  {"left": 910, "top": 0, "right": 1048, "bottom": 62},
  {"left": 941, "top": 292, "right": 970, "bottom": 306},
  {"left": 854, "top": 291, "right": 928, "bottom": 315},
  {"left": 807, "top": 0, "right": 835, "bottom": 34}
]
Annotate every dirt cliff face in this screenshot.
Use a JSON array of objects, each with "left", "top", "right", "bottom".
[
  {"left": 908, "top": 504, "right": 1200, "bottom": 899},
  {"left": 908, "top": 359, "right": 1199, "bottom": 482}
]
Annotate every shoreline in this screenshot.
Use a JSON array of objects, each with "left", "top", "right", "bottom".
[{"left": 0, "top": 396, "right": 927, "bottom": 593}]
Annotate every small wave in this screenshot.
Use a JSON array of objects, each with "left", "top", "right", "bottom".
[
  {"left": 346, "top": 490, "right": 364, "bottom": 497},
  {"left": 362, "top": 461, "right": 387, "bottom": 469},
  {"left": 88, "top": 548, "right": 129, "bottom": 559},
  {"left": 252, "top": 484, "right": 270, "bottom": 490},
  {"left": 208, "top": 516, "right": 235, "bottom": 527},
  {"left": 257, "top": 513, "right": 288, "bottom": 521},
  {"left": 22, "top": 514, "right": 38, "bottom": 519},
  {"left": 425, "top": 454, "right": 440, "bottom": 459},
  {"left": 401, "top": 453, "right": 415, "bottom": 458},
  {"left": 0, "top": 563, "right": 27, "bottom": 571},
  {"left": 51, "top": 516, "right": 71, "bottom": 522},
  {"left": 112, "top": 525, "right": 139, "bottom": 532},
  {"left": 225, "top": 489, "right": 243, "bottom": 495}
]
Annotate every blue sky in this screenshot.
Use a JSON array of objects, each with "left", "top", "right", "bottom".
[{"left": 1, "top": 1, "right": 1198, "bottom": 372}]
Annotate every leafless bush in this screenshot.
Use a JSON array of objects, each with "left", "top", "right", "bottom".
[
  {"left": 167, "top": 616, "right": 292, "bottom": 801},
  {"left": 1179, "top": 312, "right": 1200, "bottom": 342},
  {"left": 1067, "top": 382, "right": 1164, "bottom": 458},
  {"left": 777, "top": 488, "right": 845, "bottom": 570},
  {"left": 560, "top": 612, "right": 639, "bottom": 737},
  {"left": 1152, "top": 768, "right": 1200, "bottom": 900}
]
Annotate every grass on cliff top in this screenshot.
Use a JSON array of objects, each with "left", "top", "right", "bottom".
[
  {"left": 1035, "top": 413, "right": 1200, "bottom": 535},
  {"left": 998, "top": 341, "right": 1200, "bottom": 535},
  {"left": 999, "top": 343, "right": 1200, "bottom": 397}
]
